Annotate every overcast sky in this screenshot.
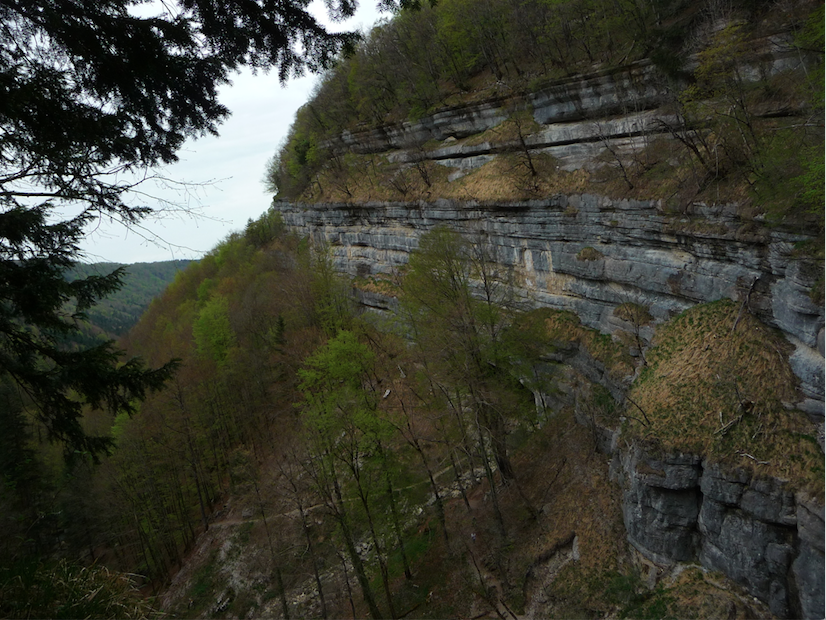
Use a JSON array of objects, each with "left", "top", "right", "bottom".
[{"left": 78, "top": 1, "right": 384, "bottom": 265}]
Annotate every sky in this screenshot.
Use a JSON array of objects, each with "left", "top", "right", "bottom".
[{"left": 78, "top": 1, "right": 384, "bottom": 265}]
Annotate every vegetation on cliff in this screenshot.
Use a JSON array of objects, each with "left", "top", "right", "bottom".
[
  {"left": 5, "top": 207, "right": 816, "bottom": 617},
  {"left": 1, "top": 0, "right": 821, "bottom": 616},
  {"left": 266, "top": 0, "right": 823, "bottom": 229},
  {"left": 622, "top": 299, "right": 824, "bottom": 492}
]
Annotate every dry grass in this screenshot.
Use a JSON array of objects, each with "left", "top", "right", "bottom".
[
  {"left": 541, "top": 309, "right": 636, "bottom": 382},
  {"left": 576, "top": 246, "right": 604, "bottom": 261},
  {"left": 298, "top": 146, "right": 597, "bottom": 204},
  {"left": 625, "top": 299, "right": 823, "bottom": 493},
  {"left": 352, "top": 275, "right": 400, "bottom": 297},
  {"left": 0, "top": 560, "right": 159, "bottom": 620}
]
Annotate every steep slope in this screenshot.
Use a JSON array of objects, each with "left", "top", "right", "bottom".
[
  {"left": 67, "top": 260, "right": 193, "bottom": 342},
  {"left": 262, "top": 0, "right": 824, "bottom": 618}
]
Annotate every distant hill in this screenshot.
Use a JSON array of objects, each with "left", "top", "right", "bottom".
[{"left": 68, "top": 260, "right": 193, "bottom": 344}]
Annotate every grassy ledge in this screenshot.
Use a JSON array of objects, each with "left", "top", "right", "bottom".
[{"left": 621, "top": 299, "right": 823, "bottom": 493}]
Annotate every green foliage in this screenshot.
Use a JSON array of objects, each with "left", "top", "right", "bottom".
[
  {"left": 63, "top": 223, "right": 330, "bottom": 583},
  {"left": 265, "top": 105, "right": 330, "bottom": 199},
  {"left": 0, "top": 209, "right": 178, "bottom": 465},
  {"left": 67, "top": 260, "right": 192, "bottom": 340},
  {"left": 267, "top": 0, "right": 823, "bottom": 234},
  {"left": 268, "top": 0, "right": 668, "bottom": 200},
  {"left": 2, "top": 0, "right": 359, "bottom": 228},
  {"left": 659, "top": 3, "right": 824, "bottom": 220},
  {"left": 795, "top": 3, "right": 825, "bottom": 55},
  {"left": 0, "top": 0, "right": 359, "bottom": 466},
  {"left": 299, "top": 330, "right": 377, "bottom": 424},
  {"left": 603, "top": 570, "right": 676, "bottom": 619},
  {"left": 798, "top": 144, "right": 825, "bottom": 215},
  {"left": 244, "top": 209, "right": 285, "bottom": 248},
  {"left": 311, "top": 244, "right": 355, "bottom": 336},
  {"left": 0, "top": 0, "right": 361, "bottom": 592},
  {"left": 193, "top": 295, "right": 236, "bottom": 364},
  {"left": 186, "top": 554, "right": 218, "bottom": 615},
  {"left": 401, "top": 227, "right": 549, "bottom": 484}
]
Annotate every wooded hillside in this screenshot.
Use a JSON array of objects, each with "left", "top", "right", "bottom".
[
  {"left": 0, "top": 0, "right": 822, "bottom": 617},
  {"left": 67, "top": 261, "right": 193, "bottom": 343},
  {"left": 267, "top": 0, "right": 823, "bottom": 230}
]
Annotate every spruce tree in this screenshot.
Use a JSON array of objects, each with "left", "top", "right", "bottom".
[{"left": 0, "top": 0, "right": 359, "bottom": 463}]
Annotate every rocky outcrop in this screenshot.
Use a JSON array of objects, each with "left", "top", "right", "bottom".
[
  {"left": 334, "top": 43, "right": 803, "bottom": 174},
  {"left": 276, "top": 193, "right": 824, "bottom": 618},
  {"left": 275, "top": 195, "right": 824, "bottom": 417},
  {"left": 612, "top": 444, "right": 824, "bottom": 619},
  {"left": 274, "top": 37, "right": 822, "bottom": 616}
]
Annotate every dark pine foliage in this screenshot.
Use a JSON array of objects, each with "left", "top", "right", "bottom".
[{"left": 0, "top": 0, "right": 359, "bottom": 467}]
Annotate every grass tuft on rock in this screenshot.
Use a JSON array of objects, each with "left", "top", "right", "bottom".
[{"left": 624, "top": 299, "right": 823, "bottom": 492}]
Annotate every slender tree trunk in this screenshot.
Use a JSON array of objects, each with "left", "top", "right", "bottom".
[
  {"left": 386, "top": 472, "right": 412, "bottom": 580},
  {"left": 337, "top": 548, "right": 357, "bottom": 619},
  {"left": 475, "top": 414, "right": 507, "bottom": 540},
  {"left": 337, "top": 513, "right": 383, "bottom": 620},
  {"left": 353, "top": 474, "right": 397, "bottom": 619},
  {"left": 328, "top": 463, "right": 383, "bottom": 620},
  {"left": 449, "top": 447, "right": 471, "bottom": 511},
  {"left": 297, "top": 501, "right": 328, "bottom": 619},
  {"left": 411, "top": 436, "right": 449, "bottom": 542},
  {"left": 254, "top": 479, "right": 290, "bottom": 620}
]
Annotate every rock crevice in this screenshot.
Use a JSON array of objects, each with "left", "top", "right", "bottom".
[{"left": 611, "top": 443, "right": 824, "bottom": 619}]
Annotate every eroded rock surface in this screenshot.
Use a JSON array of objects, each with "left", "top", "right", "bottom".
[
  {"left": 276, "top": 195, "right": 824, "bottom": 416},
  {"left": 611, "top": 444, "right": 824, "bottom": 619},
  {"left": 275, "top": 193, "right": 824, "bottom": 618}
]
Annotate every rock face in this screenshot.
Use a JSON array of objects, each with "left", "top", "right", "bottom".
[
  {"left": 276, "top": 194, "right": 824, "bottom": 619},
  {"left": 333, "top": 49, "right": 802, "bottom": 174},
  {"left": 275, "top": 195, "right": 824, "bottom": 417},
  {"left": 274, "top": 43, "right": 822, "bottom": 616},
  {"left": 613, "top": 444, "right": 824, "bottom": 619}
]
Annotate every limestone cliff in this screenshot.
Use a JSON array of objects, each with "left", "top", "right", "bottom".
[
  {"left": 272, "top": 35, "right": 824, "bottom": 619},
  {"left": 611, "top": 442, "right": 823, "bottom": 619},
  {"left": 275, "top": 196, "right": 824, "bottom": 619},
  {"left": 276, "top": 196, "right": 823, "bottom": 416}
]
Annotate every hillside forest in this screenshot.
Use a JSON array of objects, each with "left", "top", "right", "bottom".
[
  {"left": 66, "top": 262, "right": 193, "bottom": 346},
  {"left": 0, "top": 0, "right": 822, "bottom": 618},
  {"left": 267, "top": 0, "right": 824, "bottom": 229}
]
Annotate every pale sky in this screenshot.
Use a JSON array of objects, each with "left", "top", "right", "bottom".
[{"left": 79, "top": 1, "right": 384, "bottom": 265}]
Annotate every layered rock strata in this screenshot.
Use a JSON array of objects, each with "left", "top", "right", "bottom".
[
  {"left": 273, "top": 25, "right": 822, "bottom": 618},
  {"left": 275, "top": 195, "right": 824, "bottom": 417},
  {"left": 331, "top": 42, "right": 803, "bottom": 176},
  {"left": 612, "top": 444, "right": 824, "bottom": 619},
  {"left": 276, "top": 194, "right": 824, "bottom": 618}
]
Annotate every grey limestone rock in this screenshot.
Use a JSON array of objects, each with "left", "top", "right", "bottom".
[
  {"left": 698, "top": 505, "right": 796, "bottom": 618},
  {"left": 792, "top": 543, "right": 825, "bottom": 620},
  {"left": 619, "top": 447, "right": 702, "bottom": 563},
  {"left": 740, "top": 477, "right": 797, "bottom": 526},
  {"left": 276, "top": 197, "right": 824, "bottom": 414},
  {"left": 700, "top": 462, "right": 750, "bottom": 506},
  {"left": 612, "top": 444, "right": 824, "bottom": 619},
  {"left": 792, "top": 495, "right": 825, "bottom": 620},
  {"left": 275, "top": 56, "right": 824, "bottom": 615}
]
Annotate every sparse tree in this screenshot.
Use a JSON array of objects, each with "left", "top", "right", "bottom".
[{"left": 613, "top": 302, "right": 653, "bottom": 366}]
